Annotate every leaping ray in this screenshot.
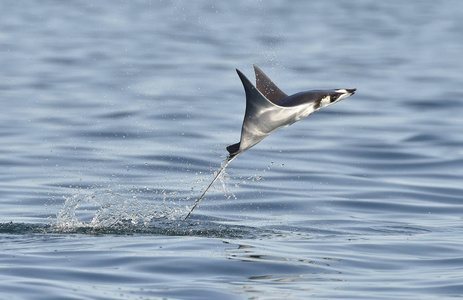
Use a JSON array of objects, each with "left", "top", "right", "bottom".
[{"left": 184, "top": 65, "right": 356, "bottom": 220}]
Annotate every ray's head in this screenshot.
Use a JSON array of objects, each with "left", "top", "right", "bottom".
[
  {"left": 277, "top": 88, "right": 356, "bottom": 108},
  {"left": 313, "top": 88, "right": 356, "bottom": 110}
]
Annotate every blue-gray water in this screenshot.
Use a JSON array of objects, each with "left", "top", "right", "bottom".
[{"left": 1, "top": 1, "right": 463, "bottom": 299}]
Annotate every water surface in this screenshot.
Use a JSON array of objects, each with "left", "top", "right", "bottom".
[{"left": 1, "top": 1, "right": 463, "bottom": 299}]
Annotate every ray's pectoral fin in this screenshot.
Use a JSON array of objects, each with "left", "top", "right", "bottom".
[
  {"left": 234, "top": 68, "right": 279, "bottom": 155},
  {"left": 253, "top": 65, "right": 288, "bottom": 103}
]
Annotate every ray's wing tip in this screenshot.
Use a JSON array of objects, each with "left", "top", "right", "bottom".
[{"left": 236, "top": 68, "right": 245, "bottom": 77}]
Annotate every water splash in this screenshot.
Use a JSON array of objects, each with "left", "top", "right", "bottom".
[
  {"left": 56, "top": 187, "right": 184, "bottom": 231},
  {"left": 49, "top": 185, "right": 264, "bottom": 237}
]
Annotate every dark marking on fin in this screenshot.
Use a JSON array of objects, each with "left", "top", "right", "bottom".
[{"left": 226, "top": 142, "right": 240, "bottom": 155}]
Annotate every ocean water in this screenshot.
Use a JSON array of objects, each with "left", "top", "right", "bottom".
[{"left": 1, "top": 1, "right": 463, "bottom": 299}]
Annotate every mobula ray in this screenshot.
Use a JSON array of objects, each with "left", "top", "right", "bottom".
[{"left": 184, "top": 65, "right": 356, "bottom": 219}]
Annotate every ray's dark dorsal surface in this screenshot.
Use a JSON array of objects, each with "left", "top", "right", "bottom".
[{"left": 184, "top": 65, "right": 356, "bottom": 220}]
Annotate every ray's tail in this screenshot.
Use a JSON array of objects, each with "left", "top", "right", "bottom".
[{"left": 184, "top": 155, "right": 239, "bottom": 220}]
